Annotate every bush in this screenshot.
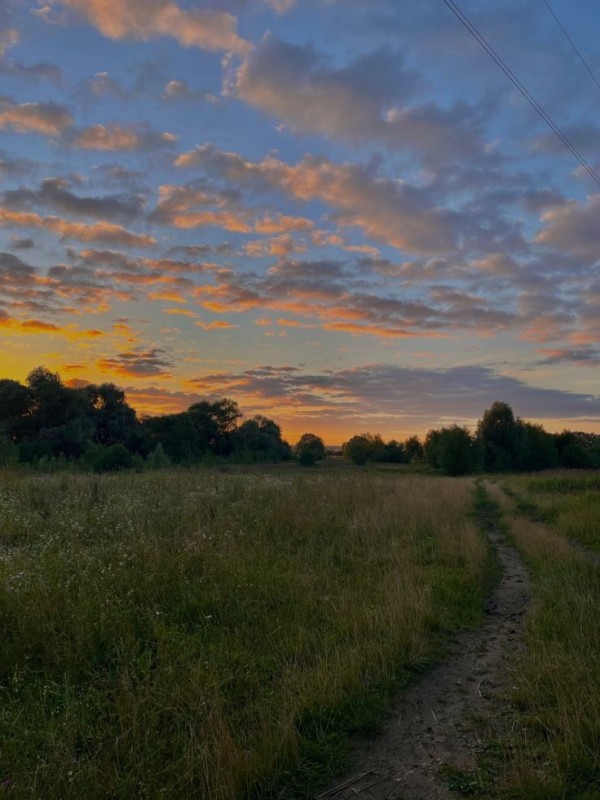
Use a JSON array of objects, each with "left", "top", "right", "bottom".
[{"left": 93, "top": 444, "right": 134, "bottom": 473}]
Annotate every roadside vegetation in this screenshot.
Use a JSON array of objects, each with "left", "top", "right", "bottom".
[
  {"left": 481, "top": 476, "right": 600, "bottom": 799},
  {"left": 0, "top": 469, "right": 490, "bottom": 799}
]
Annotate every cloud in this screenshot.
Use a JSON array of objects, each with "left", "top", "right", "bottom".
[
  {"left": 230, "top": 35, "right": 421, "bottom": 140},
  {"left": 190, "top": 256, "right": 518, "bottom": 338},
  {"left": 537, "top": 346, "right": 600, "bottom": 367},
  {"left": 97, "top": 347, "right": 173, "bottom": 378},
  {"left": 229, "top": 35, "right": 494, "bottom": 170},
  {"left": 9, "top": 236, "right": 34, "bottom": 250},
  {"left": 161, "top": 79, "right": 215, "bottom": 103},
  {"left": 186, "top": 362, "right": 600, "bottom": 424},
  {"left": 176, "top": 145, "right": 462, "bottom": 254},
  {"left": 73, "top": 123, "right": 177, "bottom": 151},
  {"left": 0, "top": 29, "right": 62, "bottom": 82},
  {"left": 0, "top": 208, "right": 155, "bottom": 247},
  {"left": 44, "top": 0, "right": 250, "bottom": 54},
  {"left": 535, "top": 194, "right": 600, "bottom": 261},
  {"left": 2, "top": 178, "right": 145, "bottom": 221},
  {"left": 0, "top": 95, "right": 72, "bottom": 136}
]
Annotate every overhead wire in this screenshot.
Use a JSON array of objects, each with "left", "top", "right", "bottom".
[
  {"left": 440, "top": 0, "right": 600, "bottom": 189},
  {"left": 543, "top": 0, "right": 600, "bottom": 94}
]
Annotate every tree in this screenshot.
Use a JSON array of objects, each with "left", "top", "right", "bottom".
[
  {"left": 84, "top": 383, "right": 137, "bottom": 447},
  {"left": 0, "top": 379, "right": 32, "bottom": 440},
  {"left": 380, "top": 439, "right": 408, "bottom": 463},
  {"left": 404, "top": 435, "right": 424, "bottom": 462},
  {"left": 425, "top": 425, "right": 478, "bottom": 475},
  {"left": 343, "top": 435, "right": 374, "bottom": 465},
  {"left": 187, "top": 398, "right": 241, "bottom": 456},
  {"left": 515, "top": 422, "right": 558, "bottom": 471},
  {"left": 477, "top": 401, "right": 519, "bottom": 471},
  {"left": 231, "top": 416, "right": 291, "bottom": 462},
  {"left": 295, "top": 433, "right": 326, "bottom": 466},
  {"left": 142, "top": 413, "right": 200, "bottom": 464}
]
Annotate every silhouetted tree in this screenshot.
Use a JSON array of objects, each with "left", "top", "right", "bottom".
[
  {"left": 477, "top": 401, "right": 519, "bottom": 471},
  {"left": 0, "top": 379, "right": 32, "bottom": 441},
  {"left": 84, "top": 383, "right": 137, "bottom": 447},
  {"left": 296, "top": 433, "right": 326, "bottom": 466},
  {"left": 343, "top": 435, "right": 374, "bottom": 465},
  {"left": 404, "top": 435, "right": 424, "bottom": 462},
  {"left": 187, "top": 398, "right": 241, "bottom": 456},
  {"left": 425, "top": 425, "right": 479, "bottom": 475},
  {"left": 141, "top": 413, "right": 199, "bottom": 464},
  {"left": 515, "top": 421, "right": 558, "bottom": 471},
  {"left": 232, "top": 416, "right": 291, "bottom": 462}
]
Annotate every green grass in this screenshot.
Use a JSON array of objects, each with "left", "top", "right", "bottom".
[
  {"left": 509, "top": 471, "right": 600, "bottom": 551},
  {"left": 0, "top": 468, "right": 489, "bottom": 799},
  {"left": 481, "top": 478, "right": 600, "bottom": 799}
]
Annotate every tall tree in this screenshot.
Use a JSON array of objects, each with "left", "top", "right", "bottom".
[{"left": 477, "top": 401, "right": 519, "bottom": 471}]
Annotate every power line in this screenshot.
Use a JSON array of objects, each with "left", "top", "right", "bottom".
[
  {"left": 544, "top": 0, "right": 600, "bottom": 94},
  {"left": 440, "top": 0, "right": 600, "bottom": 189}
]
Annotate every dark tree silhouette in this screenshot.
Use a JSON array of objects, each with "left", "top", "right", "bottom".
[{"left": 296, "top": 433, "right": 326, "bottom": 465}]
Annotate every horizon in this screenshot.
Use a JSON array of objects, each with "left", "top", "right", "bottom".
[{"left": 1, "top": 0, "right": 599, "bottom": 441}]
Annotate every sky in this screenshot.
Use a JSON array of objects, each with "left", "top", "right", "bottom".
[{"left": 0, "top": 0, "right": 599, "bottom": 443}]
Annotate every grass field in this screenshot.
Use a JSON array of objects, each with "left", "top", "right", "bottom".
[
  {"left": 0, "top": 467, "right": 490, "bottom": 799},
  {"left": 484, "top": 474, "right": 600, "bottom": 799}
]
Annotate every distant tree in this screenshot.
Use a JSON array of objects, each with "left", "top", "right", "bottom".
[
  {"left": 477, "top": 401, "right": 519, "bottom": 471},
  {"left": 554, "top": 430, "right": 596, "bottom": 469},
  {"left": 380, "top": 439, "right": 408, "bottom": 463},
  {"left": 515, "top": 421, "right": 558, "bottom": 471},
  {"left": 342, "top": 435, "right": 374, "bottom": 465},
  {"left": 187, "top": 398, "right": 241, "bottom": 456},
  {"left": 425, "top": 425, "right": 478, "bottom": 475},
  {"left": 404, "top": 435, "right": 424, "bottom": 462},
  {"left": 142, "top": 413, "right": 199, "bottom": 464},
  {"left": 0, "top": 379, "right": 32, "bottom": 440},
  {"left": 424, "top": 429, "right": 442, "bottom": 468},
  {"left": 84, "top": 383, "right": 137, "bottom": 447},
  {"left": 232, "top": 415, "right": 291, "bottom": 462},
  {"left": 296, "top": 433, "right": 326, "bottom": 466}
]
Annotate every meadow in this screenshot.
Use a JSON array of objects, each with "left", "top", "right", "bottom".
[
  {"left": 483, "top": 473, "right": 600, "bottom": 799},
  {"left": 0, "top": 467, "right": 489, "bottom": 799}
]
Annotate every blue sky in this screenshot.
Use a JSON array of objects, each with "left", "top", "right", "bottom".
[{"left": 0, "top": 0, "right": 598, "bottom": 441}]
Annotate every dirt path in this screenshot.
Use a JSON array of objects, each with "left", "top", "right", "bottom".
[{"left": 318, "top": 496, "right": 530, "bottom": 800}]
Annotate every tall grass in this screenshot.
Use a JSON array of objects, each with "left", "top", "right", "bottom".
[
  {"left": 513, "top": 471, "right": 600, "bottom": 552},
  {"left": 0, "top": 468, "right": 488, "bottom": 799},
  {"left": 485, "top": 480, "right": 600, "bottom": 799}
]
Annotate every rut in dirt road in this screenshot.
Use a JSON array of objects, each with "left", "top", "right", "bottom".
[{"left": 318, "top": 488, "right": 530, "bottom": 800}]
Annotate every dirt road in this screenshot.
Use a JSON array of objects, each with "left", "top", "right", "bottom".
[{"left": 318, "top": 504, "right": 530, "bottom": 800}]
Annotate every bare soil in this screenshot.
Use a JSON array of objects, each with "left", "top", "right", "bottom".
[{"left": 317, "top": 520, "right": 530, "bottom": 800}]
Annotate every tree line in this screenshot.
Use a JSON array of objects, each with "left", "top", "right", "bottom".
[
  {"left": 342, "top": 401, "right": 600, "bottom": 474},
  {"left": 0, "top": 369, "right": 598, "bottom": 474},
  {"left": 0, "top": 367, "right": 291, "bottom": 471}
]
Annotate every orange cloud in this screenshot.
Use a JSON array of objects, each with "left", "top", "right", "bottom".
[
  {"left": 0, "top": 208, "right": 155, "bottom": 247},
  {"left": 47, "top": 0, "right": 250, "bottom": 54},
  {"left": 194, "top": 320, "right": 238, "bottom": 330},
  {"left": 73, "top": 123, "right": 177, "bottom": 151},
  {"left": 0, "top": 316, "right": 104, "bottom": 339},
  {"left": 0, "top": 99, "right": 72, "bottom": 136},
  {"left": 176, "top": 145, "right": 460, "bottom": 254},
  {"left": 170, "top": 210, "right": 252, "bottom": 232}
]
